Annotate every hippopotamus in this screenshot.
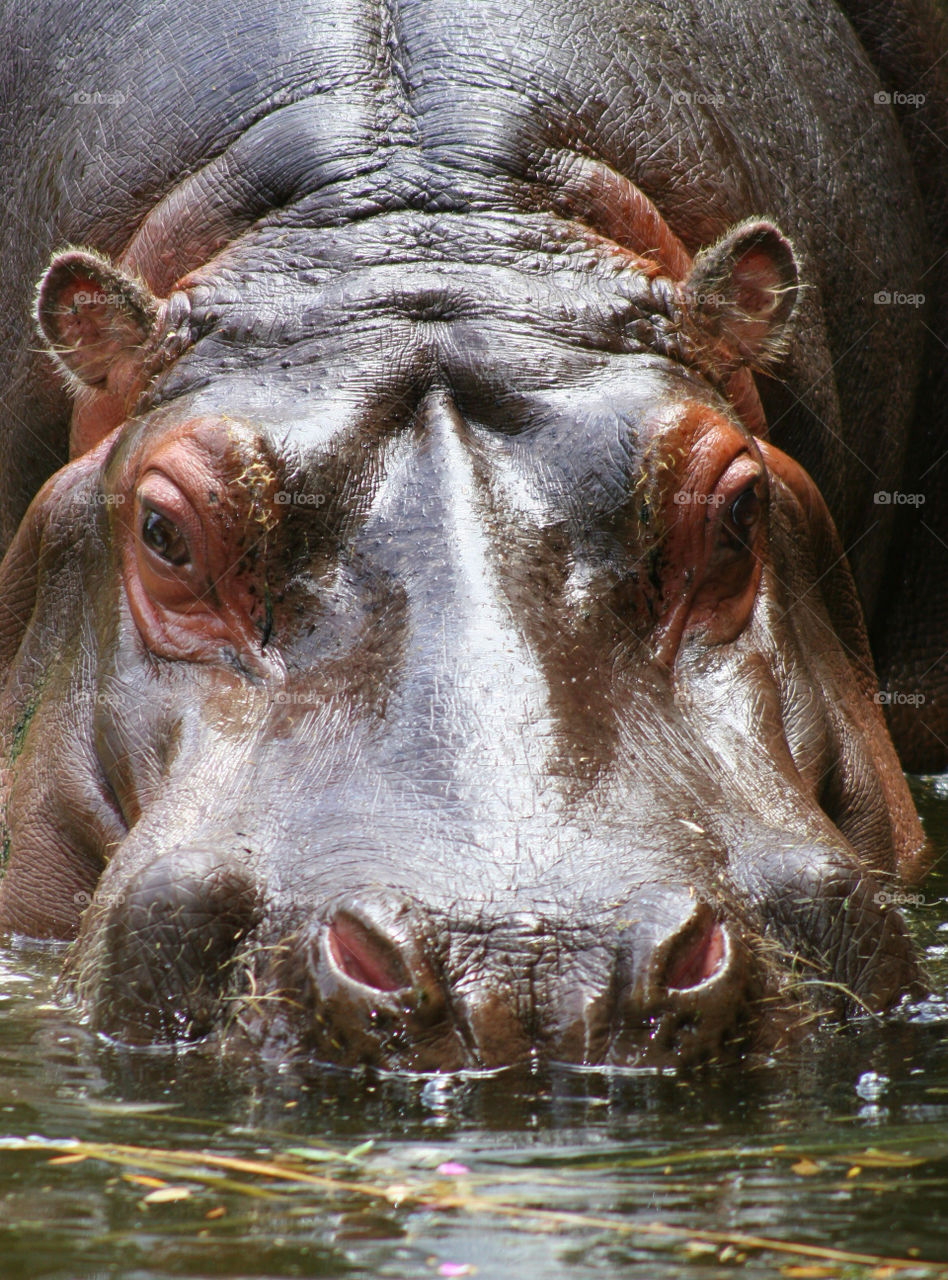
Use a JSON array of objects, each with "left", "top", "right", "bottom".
[{"left": 0, "top": 0, "right": 945, "bottom": 1071}]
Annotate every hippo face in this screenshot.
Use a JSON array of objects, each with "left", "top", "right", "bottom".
[{"left": 0, "top": 206, "right": 925, "bottom": 1071}]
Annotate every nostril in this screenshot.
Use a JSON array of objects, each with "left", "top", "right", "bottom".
[
  {"left": 327, "top": 912, "right": 411, "bottom": 992},
  {"left": 664, "top": 918, "right": 729, "bottom": 991},
  {"left": 611, "top": 893, "right": 750, "bottom": 1067},
  {"left": 85, "top": 848, "right": 260, "bottom": 1044}
]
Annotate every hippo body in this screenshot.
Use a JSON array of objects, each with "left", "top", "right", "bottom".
[{"left": 0, "top": 0, "right": 945, "bottom": 1070}]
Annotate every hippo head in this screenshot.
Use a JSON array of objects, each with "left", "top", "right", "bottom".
[{"left": 0, "top": 205, "right": 926, "bottom": 1071}]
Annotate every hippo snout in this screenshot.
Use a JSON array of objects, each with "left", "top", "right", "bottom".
[
  {"left": 62, "top": 824, "right": 921, "bottom": 1070},
  {"left": 288, "top": 889, "right": 753, "bottom": 1069},
  {"left": 81, "top": 868, "right": 756, "bottom": 1071}
]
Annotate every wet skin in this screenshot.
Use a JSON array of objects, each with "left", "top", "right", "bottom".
[{"left": 0, "top": 0, "right": 944, "bottom": 1069}]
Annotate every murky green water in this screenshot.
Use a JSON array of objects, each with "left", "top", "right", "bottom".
[{"left": 2, "top": 777, "right": 948, "bottom": 1280}]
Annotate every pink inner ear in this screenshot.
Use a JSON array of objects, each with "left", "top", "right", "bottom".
[
  {"left": 61, "top": 275, "right": 101, "bottom": 300},
  {"left": 54, "top": 275, "right": 110, "bottom": 347},
  {"left": 732, "top": 248, "right": 781, "bottom": 317}
]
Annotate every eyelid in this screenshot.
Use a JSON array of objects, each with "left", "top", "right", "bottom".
[
  {"left": 139, "top": 496, "right": 179, "bottom": 531},
  {"left": 713, "top": 452, "right": 764, "bottom": 497}
]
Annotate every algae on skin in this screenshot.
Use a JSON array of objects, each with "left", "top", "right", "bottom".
[{"left": 8, "top": 695, "right": 40, "bottom": 765}]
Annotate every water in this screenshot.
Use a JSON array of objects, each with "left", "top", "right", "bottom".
[{"left": 2, "top": 778, "right": 948, "bottom": 1279}]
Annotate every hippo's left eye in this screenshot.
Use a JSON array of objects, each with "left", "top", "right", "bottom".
[
  {"left": 680, "top": 457, "right": 768, "bottom": 647},
  {"left": 730, "top": 486, "right": 760, "bottom": 530},
  {"left": 141, "top": 507, "right": 191, "bottom": 566}
]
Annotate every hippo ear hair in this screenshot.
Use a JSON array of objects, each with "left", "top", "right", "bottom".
[
  {"left": 679, "top": 220, "right": 799, "bottom": 370},
  {"left": 36, "top": 248, "right": 161, "bottom": 388}
]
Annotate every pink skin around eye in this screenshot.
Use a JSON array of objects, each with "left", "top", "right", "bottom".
[
  {"left": 650, "top": 409, "right": 766, "bottom": 662},
  {"left": 134, "top": 470, "right": 208, "bottom": 612},
  {"left": 117, "top": 432, "right": 277, "bottom": 669}
]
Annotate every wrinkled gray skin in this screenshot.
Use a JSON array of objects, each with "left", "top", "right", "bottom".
[{"left": 0, "top": 0, "right": 944, "bottom": 1070}]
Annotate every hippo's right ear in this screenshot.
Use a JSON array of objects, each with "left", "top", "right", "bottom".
[
  {"left": 35, "top": 249, "right": 169, "bottom": 455},
  {"left": 680, "top": 220, "right": 799, "bottom": 370},
  {"left": 36, "top": 248, "right": 161, "bottom": 388}
]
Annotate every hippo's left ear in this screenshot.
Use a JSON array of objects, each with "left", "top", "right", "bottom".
[{"left": 680, "top": 220, "right": 799, "bottom": 369}]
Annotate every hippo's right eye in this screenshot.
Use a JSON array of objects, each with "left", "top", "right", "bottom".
[
  {"left": 728, "top": 486, "right": 761, "bottom": 536},
  {"left": 123, "top": 446, "right": 272, "bottom": 667},
  {"left": 141, "top": 507, "right": 191, "bottom": 566}
]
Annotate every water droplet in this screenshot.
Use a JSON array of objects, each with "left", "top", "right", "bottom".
[{"left": 855, "top": 1070, "right": 888, "bottom": 1102}]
